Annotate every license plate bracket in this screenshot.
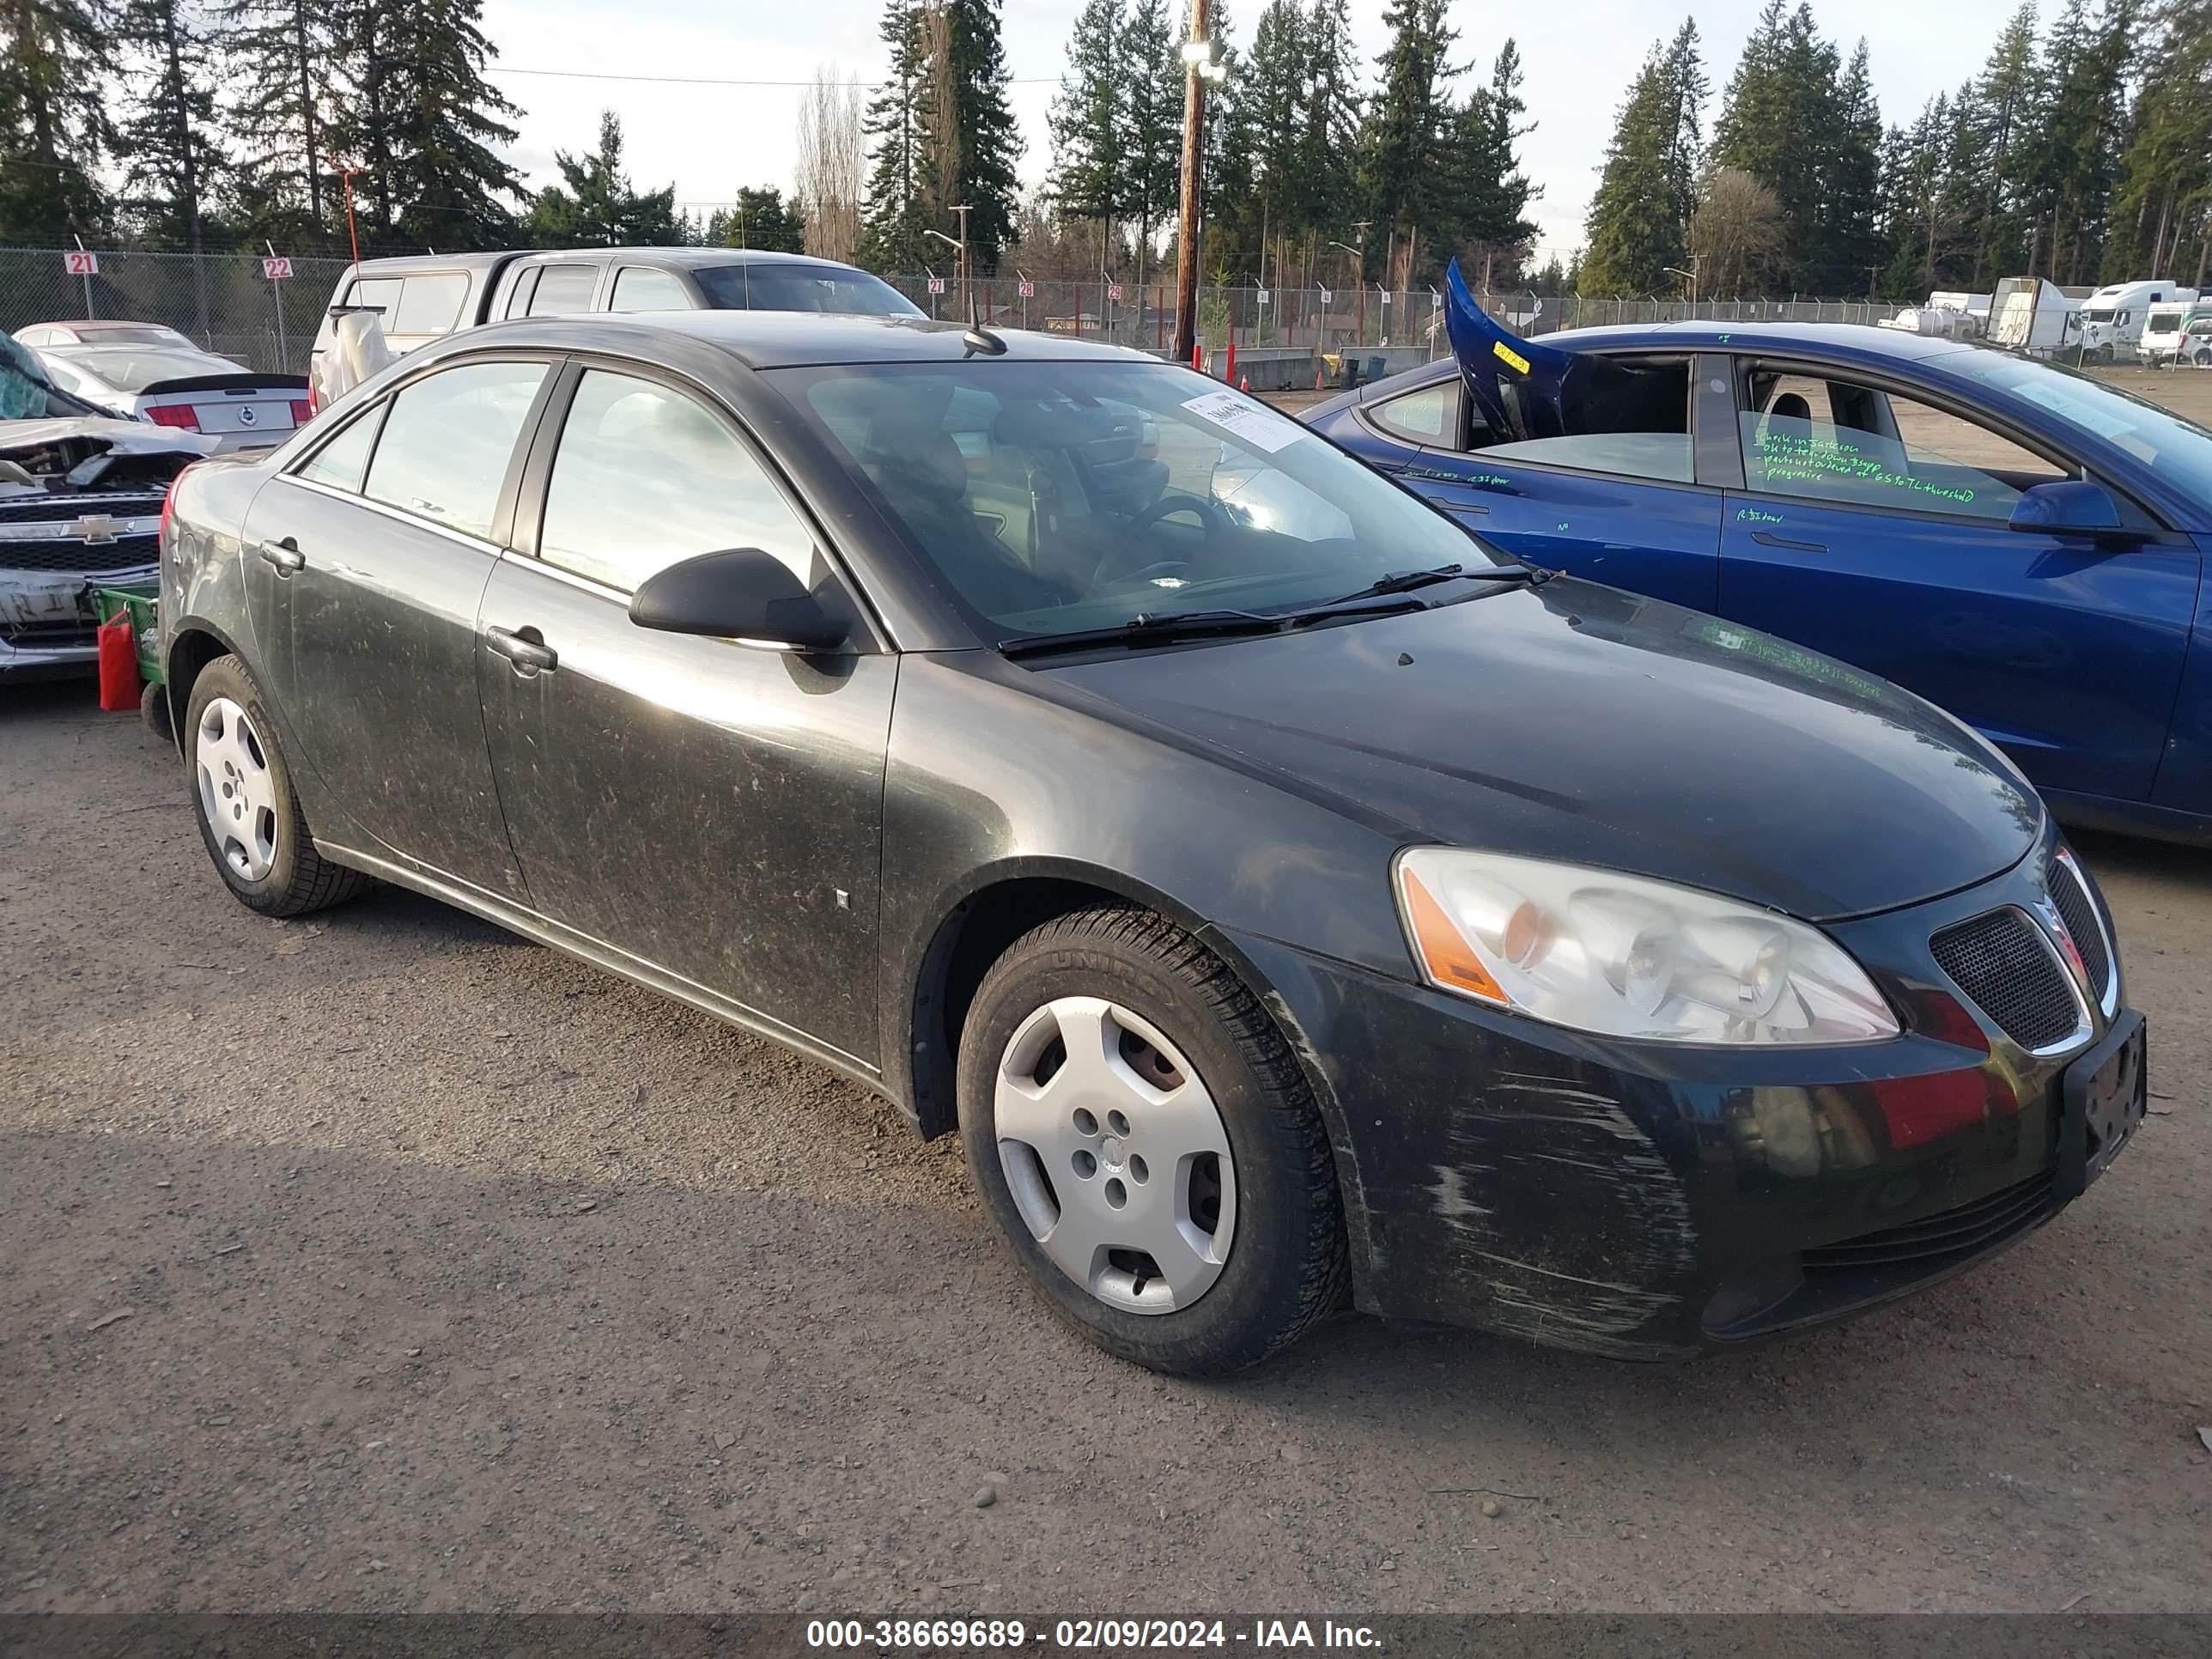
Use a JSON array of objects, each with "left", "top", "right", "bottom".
[{"left": 2056, "top": 1009, "right": 2146, "bottom": 1199}]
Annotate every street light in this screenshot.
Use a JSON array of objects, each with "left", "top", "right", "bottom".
[
  {"left": 1330, "top": 240, "right": 1365, "bottom": 346},
  {"left": 926, "top": 207, "right": 972, "bottom": 295},
  {"left": 1663, "top": 263, "right": 1698, "bottom": 304}
]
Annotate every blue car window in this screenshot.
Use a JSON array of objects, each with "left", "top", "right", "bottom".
[
  {"left": 1483, "top": 432, "right": 1692, "bottom": 482},
  {"left": 1369, "top": 380, "right": 1471, "bottom": 448},
  {"left": 1741, "top": 375, "right": 2062, "bottom": 522}
]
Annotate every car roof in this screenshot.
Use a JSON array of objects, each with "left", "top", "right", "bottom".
[
  {"left": 1550, "top": 319, "right": 1981, "bottom": 362},
  {"left": 346, "top": 246, "right": 851, "bottom": 276},
  {"left": 460, "top": 309, "right": 1154, "bottom": 369}
]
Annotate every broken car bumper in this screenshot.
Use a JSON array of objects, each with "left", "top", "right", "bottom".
[{"left": 1217, "top": 830, "right": 2140, "bottom": 1360}]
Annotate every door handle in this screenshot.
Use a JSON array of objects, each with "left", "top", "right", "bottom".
[
  {"left": 485, "top": 626, "right": 557, "bottom": 675},
  {"left": 1751, "top": 529, "right": 1828, "bottom": 554},
  {"left": 257, "top": 536, "right": 305, "bottom": 575}
]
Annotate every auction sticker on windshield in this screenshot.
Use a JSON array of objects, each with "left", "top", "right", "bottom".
[{"left": 1182, "top": 389, "right": 1308, "bottom": 454}]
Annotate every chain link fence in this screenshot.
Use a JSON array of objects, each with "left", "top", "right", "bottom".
[{"left": 1, "top": 246, "right": 1905, "bottom": 379}]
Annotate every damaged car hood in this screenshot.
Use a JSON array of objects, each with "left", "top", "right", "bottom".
[
  {"left": 0, "top": 416, "right": 217, "bottom": 490},
  {"left": 1044, "top": 578, "right": 2042, "bottom": 924}
]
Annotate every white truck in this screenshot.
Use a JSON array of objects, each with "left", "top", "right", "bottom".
[
  {"left": 2077, "top": 279, "right": 2195, "bottom": 362},
  {"left": 2137, "top": 298, "right": 2210, "bottom": 366},
  {"left": 1990, "top": 276, "right": 2085, "bottom": 357}
]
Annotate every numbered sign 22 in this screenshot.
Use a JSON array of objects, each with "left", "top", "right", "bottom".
[
  {"left": 263, "top": 256, "right": 294, "bottom": 282},
  {"left": 64, "top": 249, "right": 100, "bottom": 276}
]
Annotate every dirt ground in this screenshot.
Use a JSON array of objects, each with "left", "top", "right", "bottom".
[{"left": 3, "top": 363, "right": 2210, "bottom": 1617}]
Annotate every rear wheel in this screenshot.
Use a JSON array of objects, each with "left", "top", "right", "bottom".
[
  {"left": 957, "top": 907, "right": 1347, "bottom": 1374},
  {"left": 185, "top": 654, "right": 368, "bottom": 917}
]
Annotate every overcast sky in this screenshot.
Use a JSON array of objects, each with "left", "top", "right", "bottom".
[{"left": 478, "top": 0, "right": 2022, "bottom": 261}]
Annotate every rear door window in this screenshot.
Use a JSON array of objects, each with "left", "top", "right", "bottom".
[
  {"left": 363, "top": 361, "right": 548, "bottom": 541},
  {"left": 1368, "top": 379, "right": 1468, "bottom": 448},
  {"left": 526, "top": 265, "right": 599, "bottom": 316},
  {"left": 391, "top": 273, "right": 468, "bottom": 336},
  {"left": 295, "top": 403, "right": 387, "bottom": 493},
  {"left": 611, "top": 266, "right": 692, "bottom": 313}
]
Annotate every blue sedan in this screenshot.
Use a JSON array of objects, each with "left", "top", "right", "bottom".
[{"left": 1309, "top": 277, "right": 2212, "bottom": 844}]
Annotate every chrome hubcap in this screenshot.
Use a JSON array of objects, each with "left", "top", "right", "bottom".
[
  {"left": 994, "top": 996, "right": 1237, "bottom": 1315},
  {"left": 195, "top": 696, "right": 279, "bottom": 882}
]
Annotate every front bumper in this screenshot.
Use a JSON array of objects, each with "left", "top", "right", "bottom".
[{"left": 1218, "top": 836, "right": 2138, "bottom": 1360}]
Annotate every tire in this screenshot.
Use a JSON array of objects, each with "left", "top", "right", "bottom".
[
  {"left": 957, "top": 906, "right": 1348, "bottom": 1375},
  {"left": 184, "top": 653, "right": 369, "bottom": 918}
]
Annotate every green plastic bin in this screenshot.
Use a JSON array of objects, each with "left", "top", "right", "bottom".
[{"left": 90, "top": 582, "right": 162, "bottom": 686}]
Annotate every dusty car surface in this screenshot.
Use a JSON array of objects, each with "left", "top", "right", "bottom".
[
  {"left": 158, "top": 313, "right": 2144, "bottom": 1373},
  {"left": 1, "top": 337, "right": 215, "bottom": 678}
]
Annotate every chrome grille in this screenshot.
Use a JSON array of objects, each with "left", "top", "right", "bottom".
[
  {"left": 1929, "top": 908, "right": 2081, "bottom": 1052},
  {"left": 0, "top": 535, "right": 157, "bottom": 574},
  {"left": 2047, "top": 858, "right": 2112, "bottom": 1006}
]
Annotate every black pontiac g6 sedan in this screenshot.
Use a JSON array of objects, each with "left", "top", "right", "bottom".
[{"left": 157, "top": 312, "right": 2146, "bottom": 1374}]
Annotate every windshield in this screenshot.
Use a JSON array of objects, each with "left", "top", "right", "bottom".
[
  {"left": 62, "top": 347, "right": 232, "bottom": 392},
  {"left": 696, "top": 264, "right": 921, "bottom": 318},
  {"left": 1946, "top": 348, "right": 2212, "bottom": 503},
  {"left": 0, "top": 334, "right": 102, "bottom": 419},
  {"left": 780, "top": 359, "right": 1506, "bottom": 637}
]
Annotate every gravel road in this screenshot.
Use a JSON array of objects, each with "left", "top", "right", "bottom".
[{"left": 4, "top": 664, "right": 2209, "bottom": 1616}]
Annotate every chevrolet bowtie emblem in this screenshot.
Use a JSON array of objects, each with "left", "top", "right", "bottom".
[{"left": 69, "top": 514, "right": 125, "bottom": 544}]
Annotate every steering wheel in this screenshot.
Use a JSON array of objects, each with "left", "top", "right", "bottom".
[
  {"left": 1092, "top": 493, "right": 1234, "bottom": 586},
  {"left": 1129, "top": 491, "right": 1235, "bottom": 538}
]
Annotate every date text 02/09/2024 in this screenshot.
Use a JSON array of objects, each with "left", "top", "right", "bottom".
[{"left": 804, "top": 1619, "right": 1383, "bottom": 1649}]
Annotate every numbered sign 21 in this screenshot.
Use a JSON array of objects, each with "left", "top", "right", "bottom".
[{"left": 64, "top": 249, "right": 100, "bottom": 276}]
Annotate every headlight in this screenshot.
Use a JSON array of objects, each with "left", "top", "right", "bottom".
[{"left": 1394, "top": 848, "right": 1899, "bottom": 1044}]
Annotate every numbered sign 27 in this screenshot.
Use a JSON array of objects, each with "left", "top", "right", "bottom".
[{"left": 927, "top": 276, "right": 946, "bottom": 295}]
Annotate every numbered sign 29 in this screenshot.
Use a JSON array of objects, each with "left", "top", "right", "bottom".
[
  {"left": 927, "top": 276, "right": 946, "bottom": 295},
  {"left": 263, "top": 256, "right": 294, "bottom": 282},
  {"left": 64, "top": 249, "right": 100, "bottom": 276}
]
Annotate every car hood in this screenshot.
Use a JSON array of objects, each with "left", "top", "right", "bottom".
[{"left": 1044, "top": 579, "right": 2042, "bottom": 923}]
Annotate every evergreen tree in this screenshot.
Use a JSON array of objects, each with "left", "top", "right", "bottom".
[
  {"left": 860, "top": 0, "right": 929, "bottom": 270},
  {"left": 526, "top": 111, "right": 680, "bottom": 246},
  {"left": 221, "top": 0, "right": 341, "bottom": 249},
  {"left": 1357, "top": 0, "right": 1460, "bottom": 265},
  {"left": 1710, "top": 0, "right": 1840, "bottom": 290},
  {"left": 1444, "top": 39, "right": 1539, "bottom": 283},
  {"left": 113, "top": 0, "right": 227, "bottom": 249},
  {"left": 2024, "top": 0, "right": 2136, "bottom": 282},
  {"left": 1581, "top": 23, "right": 1704, "bottom": 295},
  {"left": 334, "top": 0, "right": 521, "bottom": 251},
  {"left": 1965, "top": 3, "right": 2045, "bottom": 283},
  {"left": 708, "top": 186, "right": 805, "bottom": 252},
  {"left": 2105, "top": 0, "right": 2210, "bottom": 281},
  {"left": 1295, "top": 0, "right": 1361, "bottom": 241},
  {"left": 935, "top": 0, "right": 1024, "bottom": 266},
  {"left": 1047, "top": 0, "right": 1126, "bottom": 227},
  {"left": 1820, "top": 40, "right": 1885, "bottom": 294},
  {"left": 1244, "top": 0, "right": 1307, "bottom": 230},
  {"left": 0, "top": 0, "right": 116, "bottom": 240},
  {"left": 1121, "top": 0, "right": 1181, "bottom": 278}
]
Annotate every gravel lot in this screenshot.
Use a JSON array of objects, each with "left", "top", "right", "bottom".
[{"left": 5, "top": 364, "right": 2210, "bottom": 1616}]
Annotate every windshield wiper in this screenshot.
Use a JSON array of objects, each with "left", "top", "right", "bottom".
[
  {"left": 1000, "top": 608, "right": 1290, "bottom": 659},
  {"left": 1318, "top": 561, "right": 1547, "bottom": 607}
]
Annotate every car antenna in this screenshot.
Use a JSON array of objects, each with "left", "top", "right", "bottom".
[{"left": 962, "top": 286, "right": 1006, "bottom": 357}]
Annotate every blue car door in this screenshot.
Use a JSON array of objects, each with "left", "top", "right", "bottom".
[
  {"left": 1335, "top": 358, "right": 1727, "bottom": 613},
  {"left": 1713, "top": 360, "right": 2202, "bottom": 806}
]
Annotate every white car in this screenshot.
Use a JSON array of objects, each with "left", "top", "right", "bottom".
[
  {"left": 13, "top": 319, "right": 197, "bottom": 350},
  {"left": 35, "top": 344, "right": 310, "bottom": 453}
]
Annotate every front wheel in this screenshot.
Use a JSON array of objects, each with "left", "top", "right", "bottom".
[
  {"left": 957, "top": 908, "right": 1347, "bottom": 1374},
  {"left": 185, "top": 654, "right": 368, "bottom": 917}
]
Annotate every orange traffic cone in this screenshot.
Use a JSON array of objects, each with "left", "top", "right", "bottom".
[{"left": 1314, "top": 365, "right": 1326, "bottom": 390}]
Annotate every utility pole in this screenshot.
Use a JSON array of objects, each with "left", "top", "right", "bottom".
[
  {"left": 1173, "top": 0, "right": 1224, "bottom": 366},
  {"left": 951, "top": 203, "right": 972, "bottom": 292}
]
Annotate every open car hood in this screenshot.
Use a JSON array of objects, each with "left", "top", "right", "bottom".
[{"left": 1443, "top": 258, "right": 1680, "bottom": 445}]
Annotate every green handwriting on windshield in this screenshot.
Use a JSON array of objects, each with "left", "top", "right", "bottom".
[{"left": 1754, "top": 427, "right": 1976, "bottom": 506}]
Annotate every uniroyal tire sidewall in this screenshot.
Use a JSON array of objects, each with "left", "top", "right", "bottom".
[
  {"left": 957, "top": 923, "right": 1330, "bottom": 1373},
  {"left": 185, "top": 657, "right": 307, "bottom": 914}
]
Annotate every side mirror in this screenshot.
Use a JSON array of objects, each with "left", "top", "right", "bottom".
[
  {"left": 629, "top": 547, "right": 848, "bottom": 652},
  {"left": 2008, "top": 479, "right": 2133, "bottom": 542}
]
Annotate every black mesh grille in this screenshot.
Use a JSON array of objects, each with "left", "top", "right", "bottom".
[
  {"left": 0, "top": 495, "right": 164, "bottom": 526},
  {"left": 1803, "top": 1170, "right": 2057, "bottom": 1274},
  {"left": 1929, "top": 908, "right": 2081, "bottom": 1051},
  {"left": 0, "top": 535, "right": 157, "bottom": 574},
  {"left": 2047, "top": 860, "right": 2111, "bottom": 1004}
]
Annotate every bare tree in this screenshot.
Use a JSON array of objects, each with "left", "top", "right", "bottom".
[
  {"left": 1691, "top": 167, "right": 1782, "bottom": 298},
  {"left": 797, "top": 67, "right": 865, "bottom": 264}
]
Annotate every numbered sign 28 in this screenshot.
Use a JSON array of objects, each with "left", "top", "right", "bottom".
[{"left": 1017, "top": 280, "right": 1035, "bottom": 299}]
